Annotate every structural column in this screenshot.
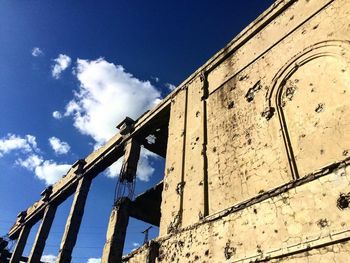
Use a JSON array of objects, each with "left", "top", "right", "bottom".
[
  {"left": 56, "top": 176, "right": 92, "bottom": 263},
  {"left": 119, "top": 138, "right": 140, "bottom": 183},
  {"left": 27, "top": 205, "right": 57, "bottom": 263},
  {"left": 101, "top": 197, "right": 130, "bottom": 263},
  {"left": 9, "top": 224, "right": 31, "bottom": 263}
]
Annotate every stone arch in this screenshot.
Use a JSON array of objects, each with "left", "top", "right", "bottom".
[{"left": 267, "top": 40, "right": 350, "bottom": 179}]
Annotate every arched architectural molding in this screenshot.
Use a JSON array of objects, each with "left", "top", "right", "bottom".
[{"left": 266, "top": 40, "right": 350, "bottom": 179}]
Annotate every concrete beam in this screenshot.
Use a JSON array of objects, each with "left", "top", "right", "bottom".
[
  {"left": 102, "top": 198, "right": 130, "bottom": 263},
  {"left": 9, "top": 224, "right": 31, "bottom": 263},
  {"left": 56, "top": 176, "right": 92, "bottom": 263},
  {"left": 27, "top": 205, "right": 57, "bottom": 263}
]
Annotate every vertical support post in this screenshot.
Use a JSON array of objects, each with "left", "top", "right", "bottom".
[
  {"left": 119, "top": 138, "right": 141, "bottom": 183},
  {"left": 56, "top": 176, "right": 92, "bottom": 263},
  {"left": 27, "top": 205, "right": 57, "bottom": 263},
  {"left": 9, "top": 224, "right": 31, "bottom": 263},
  {"left": 101, "top": 197, "right": 130, "bottom": 263}
]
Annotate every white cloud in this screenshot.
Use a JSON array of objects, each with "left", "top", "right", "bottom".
[
  {"left": 49, "top": 136, "right": 70, "bottom": 155},
  {"left": 52, "top": 111, "right": 62, "bottom": 119},
  {"left": 32, "top": 47, "right": 44, "bottom": 57},
  {"left": 133, "top": 242, "right": 140, "bottom": 247},
  {"left": 52, "top": 54, "right": 71, "bottom": 79},
  {"left": 105, "top": 159, "right": 123, "bottom": 178},
  {"left": 26, "top": 135, "right": 38, "bottom": 150},
  {"left": 34, "top": 160, "right": 71, "bottom": 185},
  {"left": 16, "top": 154, "right": 71, "bottom": 185},
  {"left": 62, "top": 58, "right": 162, "bottom": 182},
  {"left": 0, "top": 133, "right": 69, "bottom": 185},
  {"left": 136, "top": 148, "right": 156, "bottom": 182},
  {"left": 16, "top": 154, "right": 43, "bottom": 170},
  {"left": 66, "top": 58, "right": 161, "bottom": 144},
  {"left": 87, "top": 258, "right": 101, "bottom": 263},
  {"left": 0, "top": 134, "right": 38, "bottom": 157},
  {"left": 165, "top": 83, "right": 176, "bottom": 91},
  {"left": 41, "top": 254, "right": 56, "bottom": 263},
  {"left": 65, "top": 100, "right": 81, "bottom": 116}
]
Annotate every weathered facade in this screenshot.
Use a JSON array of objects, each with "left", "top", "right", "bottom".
[{"left": 1, "top": 0, "right": 350, "bottom": 262}]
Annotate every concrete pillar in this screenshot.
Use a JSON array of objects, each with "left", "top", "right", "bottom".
[
  {"left": 120, "top": 138, "right": 141, "bottom": 183},
  {"left": 9, "top": 224, "right": 31, "bottom": 263},
  {"left": 27, "top": 205, "right": 57, "bottom": 263},
  {"left": 101, "top": 198, "right": 130, "bottom": 263},
  {"left": 56, "top": 176, "right": 92, "bottom": 263}
]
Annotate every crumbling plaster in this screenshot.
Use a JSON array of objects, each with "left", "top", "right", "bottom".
[{"left": 157, "top": 0, "right": 350, "bottom": 261}]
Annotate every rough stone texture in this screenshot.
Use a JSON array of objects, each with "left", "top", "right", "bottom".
[
  {"left": 123, "top": 241, "right": 159, "bottom": 263},
  {"left": 160, "top": 89, "right": 187, "bottom": 236},
  {"left": 156, "top": 166, "right": 350, "bottom": 262},
  {"left": 206, "top": 0, "right": 350, "bottom": 214},
  {"left": 124, "top": 248, "right": 149, "bottom": 263},
  {"left": 207, "top": 75, "right": 292, "bottom": 213},
  {"left": 182, "top": 76, "right": 207, "bottom": 227},
  {"left": 269, "top": 241, "right": 350, "bottom": 263}
]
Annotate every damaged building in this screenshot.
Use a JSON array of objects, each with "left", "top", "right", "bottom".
[{"left": 1, "top": 0, "right": 350, "bottom": 262}]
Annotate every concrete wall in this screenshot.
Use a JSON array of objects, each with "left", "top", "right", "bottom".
[
  {"left": 205, "top": 0, "right": 350, "bottom": 215},
  {"left": 160, "top": 88, "right": 187, "bottom": 236},
  {"left": 156, "top": 165, "right": 350, "bottom": 262},
  {"left": 154, "top": 0, "right": 350, "bottom": 261}
]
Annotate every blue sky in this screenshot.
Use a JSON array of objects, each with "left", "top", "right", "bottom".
[{"left": 0, "top": 1, "right": 273, "bottom": 262}]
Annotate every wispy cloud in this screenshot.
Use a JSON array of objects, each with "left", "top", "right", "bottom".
[
  {"left": 16, "top": 154, "right": 71, "bottom": 185},
  {"left": 15, "top": 154, "right": 43, "bottom": 170},
  {"left": 52, "top": 111, "right": 62, "bottom": 119},
  {"left": 151, "top": 76, "right": 160, "bottom": 83},
  {"left": 0, "top": 133, "right": 70, "bottom": 185},
  {"left": 165, "top": 83, "right": 176, "bottom": 91},
  {"left": 0, "top": 134, "right": 38, "bottom": 157},
  {"left": 52, "top": 54, "right": 71, "bottom": 79},
  {"left": 32, "top": 47, "right": 44, "bottom": 57},
  {"left": 49, "top": 136, "right": 70, "bottom": 155}
]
